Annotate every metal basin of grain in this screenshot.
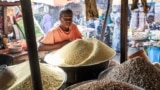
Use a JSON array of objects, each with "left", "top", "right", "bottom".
[
  {"left": 64, "top": 80, "right": 95, "bottom": 90},
  {"left": 97, "top": 57, "right": 160, "bottom": 90},
  {"left": 64, "top": 80, "right": 144, "bottom": 90},
  {"left": 7, "top": 61, "right": 67, "bottom": 90},
  {"left": 59, "top": 59, "right": 112, "bottom": 86},
  {"left": 98, "top": 66, "right": 114, "bottom": 80},
  {"left": 44, "top": 38, "right": 116, "bottom": 85}
]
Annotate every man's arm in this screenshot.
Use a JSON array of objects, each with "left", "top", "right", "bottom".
[{"left": 38, "top": 40, "right": 70, "bottom": 51}]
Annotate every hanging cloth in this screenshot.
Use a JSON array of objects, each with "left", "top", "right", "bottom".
[
  {"left": 85, "top": 0, "right": 99, "bottom": 21},
  {"left": 131, "top": 0, "right": 150, "bottom": 14}
]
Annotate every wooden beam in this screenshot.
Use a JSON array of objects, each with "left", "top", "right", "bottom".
[{"left": 0, "top": 1, "right": 20, "bottom": 6}]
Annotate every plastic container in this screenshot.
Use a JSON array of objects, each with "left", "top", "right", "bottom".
[
  {"left": 8, "top": 45, "right": 22, "bottom": 53},
  {"left": 147, "top": 46, "right": 160, "bottom": 63}
]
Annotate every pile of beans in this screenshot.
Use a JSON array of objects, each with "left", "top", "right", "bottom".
[
  {"left": 100, "top": 56, "right": 160, "bottom": 90},
  {"left": 70, "top": 80, "right": 143, "bottom": 90}
]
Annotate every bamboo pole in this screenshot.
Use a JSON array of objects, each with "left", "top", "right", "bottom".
[{"left": 19, "top": 0, "right": 43, "bottom": 90}]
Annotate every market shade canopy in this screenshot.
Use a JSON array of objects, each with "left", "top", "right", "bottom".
[
  {"left": 33, "top": 0, "right": 80, "bottom": 6},
  {"left": 0, "top": 0, "right": 80, "bottom": 6},
  {"left": 112, "top": 0, "right": 158, "bottom": 5}
]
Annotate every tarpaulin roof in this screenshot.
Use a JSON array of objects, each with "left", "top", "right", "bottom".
[
  {"left": 34, "top": 0, "right": 80, "bottom": 6},
  {"left": 113, "top": 0, "right": 158, "bottom": 5},
  {"left": 0, "top": 0, "right": 19, "bottom": 2},
  {"left": 0, "top": 0, "right": 80, "bottom": 6}
]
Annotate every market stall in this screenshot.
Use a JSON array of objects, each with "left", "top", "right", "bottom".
[
  {"left": 18, "top": 0, "right": 129, "bottom": 89},
  {"left": 0, "top": 0, "right": 125, "bottom": 89},
  {"left": 127, "top": 0, "right": 160, "bottom": 63},
  {"left": 2, "top": 0, "right": 160, "bottom": 90}
]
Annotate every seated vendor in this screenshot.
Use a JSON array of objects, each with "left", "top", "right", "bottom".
[{"left": 38, "top": 8, "right": 82, "bottom": 51}]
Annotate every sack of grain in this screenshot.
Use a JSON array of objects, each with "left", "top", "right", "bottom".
[
  {"left": 45, "top": 38, "right": 116, "bottom": 66},
  {"left": 99, "top": 56, "right": 160, "bottom": 90},
  {"left": 7, "top": 61, "right": 66, "bottom": 90},
  {"left": 67, "top": 80, "right": 144, "bottom": 90},
  {"left": 0, "top": 65, "right": 17, "bottom": 90}
]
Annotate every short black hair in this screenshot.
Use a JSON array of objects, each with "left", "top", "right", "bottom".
[{"left": 59, "top": 8, "right": 73, "bottom": 17}]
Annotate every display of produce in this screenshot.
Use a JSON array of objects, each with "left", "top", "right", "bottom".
[
  {"left": 129, "top": 31, "right": 149, "bottom": 41},
  {"left": 3, "top": 1, "right": 160, "bottom": 90},
  {"left": 45, "top": 38, "right": 116, "bottom": 66},
  {"left": 99, "top": 56, "right": 160, "bottom": 90}
]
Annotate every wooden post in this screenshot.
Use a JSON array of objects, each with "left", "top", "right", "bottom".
[
  {"left": 120, "top": 0, "right": 128, "bottom": 63},
  {"left": 1, "top": 6, "right": 4, "bottom": 34},
  {"left": 20, "top": 0, "right": 43, "bottom": 90},
  {"left": 3, "top": 6, "right": 7, "bottom": 34},
  {"left": 100, "top": 0, "right": 112, "bottom": 42}
]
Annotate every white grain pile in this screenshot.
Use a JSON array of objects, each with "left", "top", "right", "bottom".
[
  {"left": 7, "top": 62, "right": 64, "bottom": 90},
  {"left": 100, "top": 56, "right": 160, "bottom": 90},
  {"left": 70, "top": 80, "right": 144, "bottom": 90},
  {"left": 46, "top": 38, "right": 115, "bottom": 66}
]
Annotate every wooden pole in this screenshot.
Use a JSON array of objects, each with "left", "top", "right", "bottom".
[
  {"left": 100, "top": 0, "right": 112, "bottom": 41},
  {"left": 19, "top": 0, "right": 43, "bottom": 90},
  {"left": 120, "top": 0, "right": 128, "bottom": 63},
  {"left": 3, "top": 6, "right": 7, "bottom": 34}
]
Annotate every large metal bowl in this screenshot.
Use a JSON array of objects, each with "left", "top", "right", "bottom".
[
  {"left": 44, "top": 39, "right": 116, "bottom": 86},
  {"left": 98, "top": 66, "right": 114, "bottom": 80},
  {"left": 45, "top": 51, "right": 116, "bottom": 87},
  {"left": 58, "top": 57, "right": 115, "bottom": 86}
]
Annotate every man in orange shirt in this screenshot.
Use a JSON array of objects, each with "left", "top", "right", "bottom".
[{"left": 38, "top": 8, "right": 82, "bottom": 51}]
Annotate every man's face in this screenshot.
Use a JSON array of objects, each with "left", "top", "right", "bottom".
[
  {"left": 147, "top": 16, "right": 154, "bottom": 24},
  {"left": 60, "top": 13, "right": 73, "bottom": 29}
]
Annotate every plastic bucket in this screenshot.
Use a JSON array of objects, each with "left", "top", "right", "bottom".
[{"left": 147, "top": 46, "right": 160, "bottom": 63}]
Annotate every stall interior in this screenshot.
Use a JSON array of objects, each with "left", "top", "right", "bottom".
[{"left": 1, "top": 0, "right": 160, "bottom": 90}]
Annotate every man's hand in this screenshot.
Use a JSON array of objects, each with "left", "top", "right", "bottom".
[{"left": 38, "top": 40, "right": 70, "bottom": 51}]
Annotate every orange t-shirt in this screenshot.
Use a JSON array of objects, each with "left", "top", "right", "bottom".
[{"left": 40, "top": 23, "right": 82, "bottom": 44}]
